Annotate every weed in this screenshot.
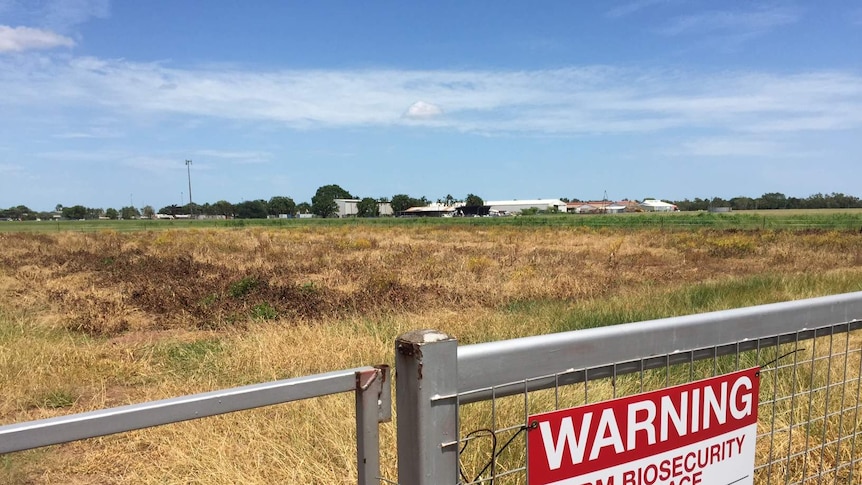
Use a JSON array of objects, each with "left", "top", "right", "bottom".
[
  {"left": 229, "top": 276, "right": 259, "bottom": 298},
  {"left": 251, "top": 302, "right": 278, "bottom": 320},
  {"left": 706, "top": 235, "right": 757, "bottom": 257},
  {"left": 466, "top": 256, "right": 493, "bottom": 275},
  {"left": 159, "top": 339, "right": 223, "bottom": 376},
  {"left": 34, "top": 389, "right": 77, "bottom": 409},
  {"left": 200, "top": 293, "right": 219, "bottom": 307}
]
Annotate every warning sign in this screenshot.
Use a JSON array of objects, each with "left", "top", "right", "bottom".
[{"left": 527, "top": 367, "right": 759, "bottom": 485}]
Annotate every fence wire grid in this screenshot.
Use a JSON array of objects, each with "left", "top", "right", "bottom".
[{"left": 455, "top": 321, "right": 862, "bottom": 485}]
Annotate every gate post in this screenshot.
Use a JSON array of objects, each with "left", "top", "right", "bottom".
[
  {"left": 395, "top": 329, "right": 459, "bottom": 485},
  {"left": 356, "top": 365, "right": 391, "bottom": 485}
]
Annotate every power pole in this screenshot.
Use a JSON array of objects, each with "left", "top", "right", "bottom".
[{"left": 185, "top": 160, "right": 194, "bottom": 217}]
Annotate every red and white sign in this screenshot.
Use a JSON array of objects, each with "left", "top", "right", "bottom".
[{"left": 528, "top": 368, "right": 759, "bottom": 485}]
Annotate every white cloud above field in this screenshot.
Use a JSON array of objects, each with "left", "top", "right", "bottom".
[
  {"left": 0, "top": 25, "right": 74, "bottom": 52},
  {"left": 404, "top": 101, "right": 443, "bottom": 119},
  {"left": 657, "top": 5, "right": 802, "bottom": 36},
  {"left": 1, "top": 0, "right": 109, "bottom": 33},
  {"left": 606, "top": 0, "right": 671, "bottom": 19},
  {"left": 192, "top": 149, "right": 272, "bottom": 165},
  {"left": 0, "top": 163, "right": 23, "bottom": 173},
  {"left": 2, "top": 55, "right": 860, "bottom": 142}
]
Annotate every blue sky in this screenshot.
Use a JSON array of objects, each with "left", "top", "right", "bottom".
[{"left": 1, "top": 0, "right": 860, "bottom": 211}]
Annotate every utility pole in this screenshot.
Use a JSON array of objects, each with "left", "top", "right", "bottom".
[{"left": 185, "top": 159, "right": 194, "bottom": 218}]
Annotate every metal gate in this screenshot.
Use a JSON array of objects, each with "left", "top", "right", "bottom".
[{"left": 395, "top": 292, "right": 862, "bottom": 484}]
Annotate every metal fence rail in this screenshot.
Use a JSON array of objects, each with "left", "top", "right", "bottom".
[
  {"left": 0, "top": 364, "right": 391, "bottom": 485},
  {"left": 396, "top": 292, "right": 862, "bottom": 484}
]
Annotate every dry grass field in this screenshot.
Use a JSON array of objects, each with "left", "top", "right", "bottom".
[{"left": 1, "top": 225, "right": 862, "bottom": 483}]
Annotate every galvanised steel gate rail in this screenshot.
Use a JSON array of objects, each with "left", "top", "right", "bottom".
[
  {"left": 396, "top": 292, "right": 862, "bottom": 484},
  {"left": 0, "top": 365, "right": 390, "bottom": 485}
]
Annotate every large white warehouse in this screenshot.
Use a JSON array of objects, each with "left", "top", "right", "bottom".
[{"left": 485, "top": 199, "right": 568, "bottom": 214}]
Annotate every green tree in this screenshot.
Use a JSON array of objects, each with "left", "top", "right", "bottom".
[
  {"left": 105, "top": 208, "right": 119, "bottom": 220},
  {"left": 311, "top": 184, "right": 353, "bottom": 218},
  {"left": 211, "top": 200, "right": 234, "bottom": 217},
  {"left": 757, "top": 192, "right": 787, "bottom": 210},
  {"left": 159, "top": 205, "right": 179, "bottom": 216},
  {"left": 390, "top": 194, "right": 428, "bottom": 213},
  {"left": 296, "top": 202, "right": 312, "bottom": 214},
  {"left": 5, "top": 205, "right": 33, "bottom": 220},
  {"left": 357, "top": 197, "right": 380, "bottom": 217},
  {"left": 62, "top": 205, "right": 87, "bottom": 220},
  {"left": 267, "top": 196, "right": 296, "bottom": 216},
  {"left": 235, "top": 200, "right": 268, "bottom": 219},
  {"left": 86, "top": 207, "right": 104, "bottom": 220},
  {"left": 464, "top": 193, "right": 484, "bottom": 207},
  {"left": 142, "top": 205, "right": 155, "bottom": 219},
  {"left": 730, "top": 196, "right": 754, "bottom": 211},
  {"left": 390, "top": 194, "right": 413, "bottom": 213},
  {"left": 120, "top": 206, "right": 140, "bottom": 220}
]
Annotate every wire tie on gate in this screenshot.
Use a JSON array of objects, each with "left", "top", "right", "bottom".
[
  {"left": 459, "top": 422, "right": 536, "bottom": 484},
  {"left": 760, "top": 348, "right": 806, "bottom": 370}
]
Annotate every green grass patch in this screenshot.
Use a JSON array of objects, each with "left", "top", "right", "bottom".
[
  {"left": 157, "top": 339, "right": 224, "bottom": 377},
  {"left": 3, "top": 209, "right": 862, "bottom": 233},
  {"left": 539, "top": 272, "right": 862, "bottom": 333},
  {"left": 229, "top": 276, "right": 259, "bottom": 298},
  {"left": 250, "top": 302, "right": 278, "bottom": 320},
  {"left": 32, "top": 388, "right": 77, "bottom": 409}
]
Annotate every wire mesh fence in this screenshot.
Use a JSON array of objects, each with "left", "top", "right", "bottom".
[{"left": 454, "top": 321, "right": 862, "bottom": 484}]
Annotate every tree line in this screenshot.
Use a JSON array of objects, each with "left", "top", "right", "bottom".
[
  {"left": 3, "top": 190, "right": 861, "bottom": 221},
  {"left": 668, "top": 192, "right": 862, "bottom": 212}
]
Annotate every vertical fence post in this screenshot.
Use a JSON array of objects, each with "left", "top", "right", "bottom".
[
  {"left": 356, "top": 365, "right": 391, "bottom": 485},
  {"left": 396, "top": 329, "right": 459, "bottom": 485}
]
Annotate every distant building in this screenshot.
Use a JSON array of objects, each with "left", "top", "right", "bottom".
[
  {"left": 333, "top": 198, "right": 361, "bottom": 218},
  {"left": 399, "top": 203, "right": 455, "bottom": 217},
  {"left": 485, "top": 199, "right": 567, "bottom": 214},
  {"left": 378, "top": 202, "right": 393, "bottom": 216},
  {"left": 639, "top": 199, "right": 678, "bottom": 212}
]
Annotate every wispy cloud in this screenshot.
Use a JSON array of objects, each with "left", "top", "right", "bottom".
[
  {"left": 606, "top": 0, "right": 671, "bottom": 19},
  {"left": 669, "top": 136, "right": 820, "bottom": 158},
  {"left": 121, "top": 155, "right": 190, "bottom": 172},
  {"left": 0, "top": 162, "right": 24, "bottom": 173},
  {"left": 0, "top": 25, "right": 74, "bottom": 52},
  {"left": 40, "top": 0, "right": 109, "bottom": 32},
  {"left": 53, "top": 126, "right": 122, "bottom": 138},
  {"left": 1, "top": 55, "right": 860, "bottom": 141},
  {"left": 1, "top": 0, "right": 109, "bottom": 33},
  {"left": 192, "top": 149, "right": 271, "bottom": 164},
  {"left": 658, "top": 5, "right": 801, "bottom": 36}
]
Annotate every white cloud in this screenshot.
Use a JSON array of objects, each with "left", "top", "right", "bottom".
[
  {"left": 0, "top": 162, "right": 23, "bottom": 173},
  {"left": 192, "top": 150, "right": 271, "bottom": 164},
  {"left": 0, "top": 56, "right": 860, "bottom": 139},
  {"left": 0, "top": 25, "right": 74, "bottom": 52},
  {"left": 41, "top": 0, "right": 109, "bottom": 32},
  {"left": 404, "top": 101, "right": 443, "bottom": 119},
  {"left": 672, "top": 137, "right": 788, "bottom": 157},
  {"left": 53, "top": 127, "right": 122, "bottom": 138},
  {"left": 606, "top": 0, "right": 670, "bottom": 18},
  {"left": 1, "top": 0, "right": 109, "bottom": 33},
  {"left": 658, "top": 6, "right": 801, "bottom": 36}
]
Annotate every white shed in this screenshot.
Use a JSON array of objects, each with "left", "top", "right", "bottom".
[
  {"left": 485, "top": 199, "right": 567, "bottom": 214},
  {"left": 334, "top": 198, "right": 360, "bottom": 217},
  {"left": 639, "top": 199, "right": 678, "bottom": 212}
]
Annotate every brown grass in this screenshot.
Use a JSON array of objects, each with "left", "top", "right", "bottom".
[{"left": 1, "top": 226, "right": 861, "bottom": 483}]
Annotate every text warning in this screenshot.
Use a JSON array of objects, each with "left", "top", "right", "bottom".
[{"left": 527, "top": 367, "right": 759, "bottom": 485}]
